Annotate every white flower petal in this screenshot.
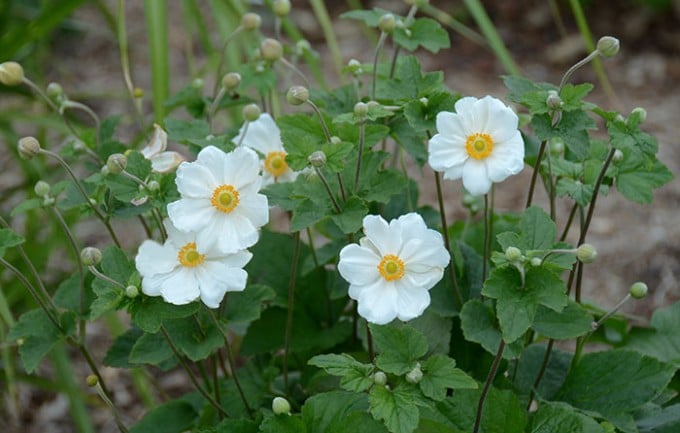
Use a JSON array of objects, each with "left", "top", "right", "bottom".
[
  {"left": 175, "top": 161, "right": 217, "bottom": 197},
  {"left": 356, "top": 281, "right": 399, "bottom": 325},
  {"left": 141, "top": 271, "right": 172, "bottom": 296},
  {"left": 160, "top": 268, "right": 200, "bottom": 305},
  {"left": 394, "top": 281, "right": 432, "bottom": 321},
  {"left": 338, "top": 244, "right": 381, "bottom": 286},
  {"left": 151, "top": 151, "right": 185, "bottom": 173},
  {"left": 211, "top": 249, "right": 253, "bottom": 269},
  {"left": 236, "top": 113, "right": 284, "bottom": 155},
  {"left": 443, "top": 163, "right": 465, "bottom": 181},
  {"left": 462, "top": 159, "right": 492, "bottom": 196},
  {"left": 167, "top": 198, "right": 216, "bottom": 233},
  {"left": 485, "top": 132, "right": 525, "bottom": 182},
  {"left": 235, "top": 193, "right": 270, "bottom": 228},
  {"left": 141, "top": 124, "right": 167, "bottom": 158},
  {"left": 484, "top": 100, "right": 519, "bottom": 143},
  {"left": 221, "top": 147, "right": 261, "bottom": 189},
  {"left": 435, "top": 111, "right": 469, "bottom": 140},
  {"left": 427, "top": 134, "right": 468, "bottom": 172},
  {"left": 362, "top": 214, "right": 401, "bottom": 255},
  {"left": 135, "top": 240, "right": 178, "bottom": 277}
]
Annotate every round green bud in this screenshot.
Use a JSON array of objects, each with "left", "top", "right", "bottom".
[
  {"left": 222, "top": 72, "right": 241, "bottom": 91},
  {"left": 242, "top": 103, "right": 261, "bottom": 122},
  {"left": 133, "top": 87, "right": 144, "bottom": 98},
  {"left": 576, "top": 243, "right": 598, "bottom": 263},
  {"left": 85, "top": 374, "right": 99, "bottom": 387},
  {"left": 241, "top": 13, "right": 262, "bottom": 31},
  {"left": 100, "top": 165, "right": 110, "bottom": 176},
  {"left": 296, "top": 39, "right": 311, "bottom": 55},
  {"left": 46, "top": 82, "right": 63, "bottom": 99},
  {"left": 378, "top": 13, "right": 396, "bottom": 33},
  {"left": 330, "top": 136, "right": 342, "bottom": 144},
  {"left": 308, "top": 150, "right": 326, "bottom": 168},
  {"left": 147, "top": 180, "right": 160, "bottom": 192},
  {"left": 260, "top": 38, "right": 283, "bottom": 62},
  {"left": 106, "top": 153, "right": 127, "bottom": 174},
  {"left": 286, "top": 85, "right": 309, "bottom": 105},
  {"left": 125, "top": 285, "right": 139, "bottom": 298},
  {"left": 0, "top": 61, "right": 25, "bottom": 86},
  {"left": 191, "top": 78, "right": 204, "bottom": 90},
  {"left": 373, "top": 371, "right": 387, "bottom": 386},
  {"left": 273, "top": 0, "right": 291, "bottom": 17},
  {"left": 549, "top": 137, "right": 565, "bottom": 155},
  {"left": 630, "top": 107, "right": 647, "bottom": 124},
  {"left": 366, "top": 100, "right": 380, "bottom": 109},
  {"left": 34, "top": 180, "right": 51, "bottom": 197},
  {"left": 42, "top": 197, "right": 56, "bottom": 207},
  {"left": 347, "top": 59, "right": 362, "bottom": 74},
  {"left": 597, "top": 36, "right": 620, "bottom": 58},
  {"left": 405, "top": 363, "right": 423, "bottom": 384},
  {"left": 612, "top": 149, "right": 624, "bottom": 163},
  {"left": 18, "top": 136, "right": 41, "bottom": 160},
  {"left": 546, "top": 90, "right": 563, "bottom": 110},
  {"left": 505, "top": 246, "right": 522, "bottom": 262},
  {"left": 272, "top": 396, "right": 291, "bottom": 415},
  {"left": 530, "top": 257, "right": 542, "bottom": 267},
  {"left": 629, "top": 282, "right": 648, "bottom": 299},
  {"left": 80, "top": 247, "right": 102, "bottom": 266},
  {"left": 419, "top": 97, "right": 429, "bottom": 106},
  {"left": 354, "top": 102, "right": 368, "bottom": 117}
]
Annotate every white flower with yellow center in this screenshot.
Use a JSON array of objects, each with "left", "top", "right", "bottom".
[
  {"left": 233, "top": 113, "right": 297, "bottom": 185},
  {"left": 135, "top": 220, "right": 252, "bottom": 308},
  {"left": 337, "top": 213, "right": 450, "bottom": 325},
  {"left": 428, "top": 95, "right": 525, "bottom": 196},
  {"left": 167, "top": 145, "right": 269, "bottom": 254}
]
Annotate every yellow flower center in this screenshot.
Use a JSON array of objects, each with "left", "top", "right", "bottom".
[
  {"left": 177, "top": 242, "right": 205, "bottom": 267},
  {"left": 377, "top": 254, "right": 405, "bottom": 281},
  {"left": 264, "top": 151, "right": 288, "bottom": 177},
  {"left": 465, "top": 133, "right": 494, "bottom": 160},
  {"left": 211, "top": 184, "right": 240, "bottom": 213}
]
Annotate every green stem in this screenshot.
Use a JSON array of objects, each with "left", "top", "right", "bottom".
[
  {"left": 313, "top": 167, "right": 342, "bottom": 213},
  {"left": 211, "top": 25, "right": 244, "bottom": 99},
  {"left": 51, "top": 344, "right": 95, "bottom": 433},
  {"left": 309, "top": 0, "right": 344, "bottom": 79},
  {"left": 88, "top": 266, "right": 126, "bottom": 289},
  {"left": 433, "top": 171, "right": 463, "bottom": 309},
  {"left": 117, "top": 0, "right": 144, "bottom": 126},
  {"left": 558, "top": 50, "right": 598, "bottom": 92},
  {"left": 143, "top": 0, "right": 169, "bottom": 123},
  {"left": 473, "top": 340, "right": 505, "bottom": 433},
  {"left": 526, "top": 339, "right": 555, "bottom": 411},
  {"left": 560, "top": 202, "right": 579, "bottom": 242},
  {"left": 525, "top": 140, "right": 547, "bottom": 208},
  {"left": 284, "top": 231, "right": 301, "bottom": 395},
  {"left": 353, "top": 121, "right": 366, "bottom": 193},
  {"left": 371, "top": 32, "right": 388, "bottom": 100}
]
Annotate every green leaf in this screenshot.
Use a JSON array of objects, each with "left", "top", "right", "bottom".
[
  {"left": 419, "top": 355, "right": 476, "bottom": 401},
  {"left": 369, "top": 384, "right": 421, "bottom": 433},
  {"left": 403, "top": 91, "right": 458, "bottom": 133},
  {"left": 104, "top": 327, "right": 144, "bottom": 368},
  {"left": 371, "top": 324, "right": 428, "bottom": 375},
  {"left": 635, "top": 403, "right": 680, "bottom": 433},
  {"left": 362, "top": 170, "right": 407, "bottom": 204},
  {"left": 393, "top": 18, "right": 450, "bottom": 53},
  {"left": 302, "top": 391, "right": 387, "bottom": 433},
  {"left": 164, "top": 117, "right": 210, "bottom": 145},
  {"left": 460, "top": 299, "right": 523, "bottom": 360},
  {"left": 379, "top": 56, "right": 443, "bottom": 101},
  {"left": 129, "top": 331, "right": 173, "bottom": 365},
  {"left": 259, "top": 414, "right": 307, "bottom": 433},
  {"left": 199, "top": 418, "right": 259, "bottom": 433},
  {"left": 104, "top": 151, "right": 152, "bottom": 202},
  {"left": 530, "top": 402, "right": 604, "bottom": 433},
  {"left": 290, "top": 198, "right": 331, "bottom": 232},
  {"left": 8, "top": 309, "right": 66, "bottom": 373},
  {"left": 224, "top": 284, "right": 276, "bottom": 324},
  {"left": 10, "top": 198, "right": 43, "bottom": 216},
  {"left": 532, "top": 301, "right": 593, "bottom": 339},
  {"left": 531, "top": 110, "right": 596, "bottom": 160},
  {"left": 615, "top": 156, "right": 672, "bottom": 204},
  {"left": 129, "top": 399, "right": 197, "bottom": 433},
  {"left": 164, "top": 315, "right": 223, "bottom": 361},
  {"left": 556, "top": 350, "right": 676, "bottom": 421},
  {"left": 340, "top": 8, "right": 385, "bottom": 26},
  {"left": 100, "top": 245, "right": 135, "bottom": 284},
  {"left": 331, "top": 196, "right": 368, "bottom": 234},
  {"left": 308, "top": 354, "right": 374, "bottom": 392},
  {"left": 389, "top": 116, "right": 427, "bottom": 166},
  {"left": 513, "top": 344, "right": 571, "bottom": 401},
  {"left": 0, "top": 228, "right": 25, "bottom": 258},
  {"left": 520, "top": 206, "right": 556, "bottom": 250},
  {"left": 323, "top": 141, "right": 355, "bottom": 173},
  {"left": 129, "top": 297, "right": 200, "bottom": 333},
  {"left": 555, "top": 177, "right": 595, "bottom": 207},
  {"left": 437, "top": 387, "right": 527, "bottom": 433},
  {"left": 626, "top": 300, "right": 680, "bottom": 367},
  {"left": 53, "top": 272, "right": 96, "bottom": 318}
]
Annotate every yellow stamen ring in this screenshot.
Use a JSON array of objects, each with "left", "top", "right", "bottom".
[
  {"left": 211, "top": 184, "right": 240, "bottom": 213},
  {"left": 178, "top": 242, "right": 205, "bottom": 268},
  {"left": 377, "top": 254, "right": 405, "bottom": 281},
  {"left": 264, "top": 151, "right": 289, "bottom": 177},
  {"left": 465, "top": 133, "right": 494, "bottom": 160}
]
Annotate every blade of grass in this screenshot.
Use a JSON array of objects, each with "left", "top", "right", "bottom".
[
  {"left": 208, "top": 0, "right": 244, "bottom": 74},
  {"left": 0, "top": 296, "right": 18, "bottom": 422},
  {"left": 309, "top": 0, "right": 344, "bottom": 81},
  {"left": 51, "top": 343, "right": 95, "bottom": 433},
  {"left": 421, "top": 3, "right": 487, "bottom": 47},
  {"left": 462, "top": 0, "right": 521, "bottom": 75},
  {"left": 143, "top": 0, "right": 170, "bottom": 123},
  {"left": 568, "top": 0, "right": 618, "bottom": 105}
]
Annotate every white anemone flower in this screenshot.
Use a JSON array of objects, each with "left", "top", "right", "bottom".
[
  {"left": 140, "top": 124, "right": 185, "bottom": 173},
  {"left": 338, "top": 213, "right": 450, "bottom": 325},
  {"left": 428, "top": 95, "right": 525, "bottom": 196},
  {"left": 167, "top": 145, "right": 269, "bottom": 254},
  {"left": 135, "top": 219, "right": 252, "bottom": 308},
  {"left": 233, "top": 113, "right": 298, "bottom": 185}
]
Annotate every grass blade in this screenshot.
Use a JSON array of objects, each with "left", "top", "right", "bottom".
[{"left": 143, "top": 0, "right": 170, "bottom": 123}]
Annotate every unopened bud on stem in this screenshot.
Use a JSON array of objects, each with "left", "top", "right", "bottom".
[
  {"left": 242, "top": 103, "right": 261, "bottom": 122},
  {"left": 373, "top": 371, "right": 387, "bottom": 385},
  {"left": 86, "top": 375, "right": 99, "bottom": 387},
  {"left": 80, "top": 247, "right": 102, "bottom": 266},
  {"left": 241, "top": 13, "right": 261, "bottom": 31},
  {"left": 505, "top": 246, "right": 522, "bottom": 262},
  {"left": 596, "top": 36, "right": 620, "bottom": 58},
  {"left": 273, "top": 0, "right": 291, "bottom": 17},
  {"left": 272, "top": 396, "right": 291, "bottom": 415},
  {"left": 629, "top": 282, "right": 648, "bottom": 299},
  {"left": 546, "top": 90, "right": 563, "bottom": 110},
  {"left": 405, "top": 363, "right": 423, "bottom": 384},
  {"left": 286, "top": 86, "right": 309, "bottom": 105},
  {"left": 378, "top": 13, "right": 396, "bottom": 33},
  {"left": 0, "top": 61, "right": 24, "bottom": 86},
  {"left": 34, "top": 180, "right": 51, "bottom": 197},
  {"left": 18, "top": 136, "right": 41, "bottom": 160},
  {"left": 576, "top": 243, "right": 598, "bottom": 263},
  {"left": 308, "top": 151, "right": 326, "bottom": 168},
  {"left": 354, "top": 102, "right": 368, "bottom": 118},
  {"left": 260, "top": 38, "right": 283, "bottom": 62},
  {"left": 106, "top": 153, "right": 127, "bottom": 174}
]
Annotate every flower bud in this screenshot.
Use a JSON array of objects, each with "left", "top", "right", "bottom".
[
  {"left": 18, "top": 136, "right": 41, "bottom": 160},
  {"left": 85, "top": 374, "right": 99, "bottom": 387},
  {"left": 222, "top": 72, "right": 241, "bottom": 90},
  {"left": 106, "top": 153, "right": 127, "bottom": 174},
  {"left": 34, "top": 180, "right": 51, "bottom": 197},
  {"left": 191, "top": 78, "right": 204, "bottom": 90},
  {"left": 546, "top": 90, "right": 563, "bottom": 110},
  {"left": 629, "top": 107, "right": 647, "bottom": 125},
  {"left": 308, "top": 151, "right": 326, "bottom": 168},
  {"left": 46, "top": 82, "right": 63, "bottom": 99},
  {"left": 272, "top": 396, "right": 291, "bottom": 415},
  {"left": 530, "top": 257, "right": 542, "bottom": 267},
  {"left": 296, "top": 39, "right": 311, "bottom": 55},
  {"left": 242, "top": 103, "right": 261, "bottom": 122},
  {"left": 241, "top": 13, "right": 262, "bottom": 31},
  {"left": 347, "top": 59, "right": 362, "bottom": 74},
  {"left": 133, "top": 87, "right": 144, "bottom": 98},
  {"left": 612, "top": 149, "right": 624, "bottom": 163},
  {"left": 260, "top": 38, "right": 283, "bottom": 62},
  {"left": 378, "top": 13, "right": 396, "bottom": 33},
  {"left": 43, "top": 197, "right": 56, "bottom": 207},
  {"left": 419, "top": 97, "right": 428, "bottom": 106},
  {"left": 125, "top": 285, "right": 139, "bottom": 298},
  {"left": 405, "top": 363, "right": 423, "bottom": 384},
  {"left": 505, "top": 246, "right": 522, "bottom": 262},
  {"left": 354, "top": 102, "right": 368, "bottom": 118},
  {"left": 549, "top": 137, "right": 565, "bottom": 155},
  {"left": 147, "top": 180, "right": 160, "bottom": 192},
  {"left": 0, "top": 61, "right": 24, "bottom": 86},
  {"left": 576, "top": 243, "right": 598, "bottom": 263},
  {"left": 330, "top": 136, "right": 342, "bottom": 144},
  {"left": 629, "top": 282, "right": 648, "bottom": 299},
  {"left": 373, "top": 371, "right": 387, "bottom": 386},
  {"left": 80, "top": 247, "right": 102, "bottom": 266},
  {"left": 273, "top": 0, "right": 291, "bottom": 17},
  {"left": 100, "top": 165, "right": 110, "bottom": 176},
  {"left": 286, "top": 85, "right": 309, "bottom": 105},
  {"left": 596, "top": 36, "right": 620, "bottom": 58}
]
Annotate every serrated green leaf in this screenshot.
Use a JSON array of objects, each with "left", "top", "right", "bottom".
[
  {"left": 164, "top": 117, "right": 210, "bottom": 145},
  {"left": 389, "top": 115, "right": 427, "bottom": 165},
  {"left": 0, "top": 228, "right": 25, "bottom": 258},
  {"left": 626, "top": 300, "right": 680, "bottom": 367},
  {"left": 369, "top": 384, "right": 420, "bottom": 433},
  {"left": 290, "top": 198, "right": 331, "bottom": 232},
  {"left": 420, "top": 354, "right": 476, "bottom": 400},
  {"left": 379, "top": 56, "right": 443, "bottom": 100},
  {"left": 530, "top": 402, "right": 604, "bottom": 433},
  {"left": 371, "top": 324, "right": 428, "bottom": 375},
  {"left": 129, "top": 399, "right": 197, "bottom": 433},
  {"left": 129, "top": 297, "right": 200, "bottom": 333},
  {"left": 340, "top": 8, "right": 385, "bottom": 27},
  {"left": 302, "top": 391, "right": 373, "bottom": 433},
  {"left": 531, "top": 110, "right": 596, "bottom": 160},
  {"left": 8, "top": 309, "right": 68, "bottom": 373},
  {"left": 404, "top": 91, "right": 458, "bottom": 133},
  {"left": 556, "top": 350, "right": 676, "bottom": 421},
  {"left": 224, "top": 284, "right": 276, "bottom": 324},
  {"left": 393, "top": 18, "right": 450, "bottom": 53},
  {"left": 513, "top": 344, "right": 571, "bottom": 401},
  {"left": 635, "top": 403, "right": 680, "bottom": 433},
  {"left": 53, "top": 272, "right": 95, "bottom": 318},
  {"left": 437, "top": 387, "right": 527, "bottom": 433},
  {"left": 129, "top": 331, "right": 173, "bottom": 365},
  {"left": 615, "top": 157, "right": 672, "bottom": 204},
  {"left": 163, "top": 315, "right": 223, "bottom": 361},
  {"left": 532, "top": 301, "right": 593, "bottom": 339},
  {"left": 10, "top": 198, "right": 43, "bottom": 216},
  {"left": 459, "top": 299, "right": 523, "bottom": 360},
  {"left": 555, "top": 178, "right": 595, "bottom": 207},
  {"left": 308, "top": 354, "right": 374, "bottom": 392},
  {"left": 520, "top": 206, "right": 556, "bottom": 250},
  {"left": 323, "top": 141, "right": 355, "bottom": 173},
  {"left": 259, "top": 414, "right": 307, "bottom": 433},
  {"left": 262, "top": 182, "right": 296, "bottom": 211},
  {"left": 100, "top": 245, "right": 135, "bottom": 284},
  {"left": 331, "top": 196, "right": 368, "bottom": 234},
  {"left": 104, "top": 327, "right": 144, "bottom": 368}
]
